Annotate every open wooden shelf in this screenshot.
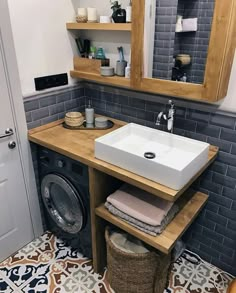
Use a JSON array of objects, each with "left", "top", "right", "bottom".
[
  {"left": 70, "top": 70, "right": 131, "bottom": 88},
  {"left": 95, "top": 189, "right": 208, "bottom": 254},
  {"left": 66, "top": 22, "right": 132, "bottom": 31}
]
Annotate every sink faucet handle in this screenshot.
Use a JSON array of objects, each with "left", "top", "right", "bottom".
[{"left": 168, "top": 100, "right": 175, "bottom": 109}]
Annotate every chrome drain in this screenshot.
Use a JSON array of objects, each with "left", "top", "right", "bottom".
[{"left": 144, "top": 152, "right": 156, "bottom": 159}]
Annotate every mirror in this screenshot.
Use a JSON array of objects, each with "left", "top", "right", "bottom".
[{"left": 144, "top": 0, "right": 215, "bottom": 84}]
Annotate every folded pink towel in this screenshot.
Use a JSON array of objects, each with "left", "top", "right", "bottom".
[{"left": 107, "top": 184, "right": 174, "bottom": 226}]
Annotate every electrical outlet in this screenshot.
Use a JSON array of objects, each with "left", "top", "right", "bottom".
[{"left": 34, "top": 73, "right": 68, "bottom": 91}]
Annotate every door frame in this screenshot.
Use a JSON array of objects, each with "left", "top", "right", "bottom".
[{"left": 0, "top": 0, "right": 43, "bottom": 238}]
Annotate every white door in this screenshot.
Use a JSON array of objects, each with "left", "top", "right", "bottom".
[{"left": 0, "top": 36, "right": 34, "bottom": 261}]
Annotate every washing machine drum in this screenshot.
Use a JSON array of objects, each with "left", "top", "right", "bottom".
[{"left": 41, "top": 174, "right": 86, "bottom": 234}]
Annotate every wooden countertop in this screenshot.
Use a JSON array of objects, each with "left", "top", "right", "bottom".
[{"left": 28, "top": 118, "right": 218, "bottom": 202}]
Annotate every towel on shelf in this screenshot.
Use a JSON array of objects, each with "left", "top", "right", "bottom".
[
  {"left": 105, "top": 201, "right": 179, "bottom": 236},
  {"left": 106, "top": 184, "right": 174, "bottom": 226}
]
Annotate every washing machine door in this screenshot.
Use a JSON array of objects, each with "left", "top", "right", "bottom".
[{"left": 41, "top": 174, "right": 86, "bottom": 234}]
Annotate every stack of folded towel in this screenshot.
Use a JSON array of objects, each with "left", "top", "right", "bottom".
[{"left": 105, "top": 184, "right": 179, "bottom": 236}]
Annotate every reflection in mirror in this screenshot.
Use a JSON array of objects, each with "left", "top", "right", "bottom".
[{"left": 144, "top": 0, "right": 215, "bottom": 84}]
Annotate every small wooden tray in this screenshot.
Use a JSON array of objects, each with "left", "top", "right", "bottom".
[{"left": 62, "top": 120, "right": 114, "bottom": 130}]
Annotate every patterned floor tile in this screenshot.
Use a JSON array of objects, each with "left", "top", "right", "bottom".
[{"left": 0, "top": 232, "right": 233, "bottom": 293}]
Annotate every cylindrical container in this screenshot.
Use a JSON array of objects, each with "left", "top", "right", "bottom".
[
  {"left": 116, "top": 60, "right": 127, "bottom": 76},
  {"left": 100, "top": 16, "right": 111, "bottom": 23},
  {"left": 77, "top": 8, "right": 87, "bottom": 23},
  {"left": 125, "top": 64, "right": 131, "bottom": 78},
  {"left": 87, "top": 8, "right": 97, "bottom": 23},
  {"left": 126, "top": 1, "right": 132, "bottom": 23},
  {"left": 85, "top": 100, "right": 94, "bottom": 124}
]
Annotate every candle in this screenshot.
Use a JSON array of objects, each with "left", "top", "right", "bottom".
[
  {"left": 77, "top": 8, "right": 87, "bottom": 23},
  {"left": 87, "top": 8, "right": 97, "bottom": 23}
]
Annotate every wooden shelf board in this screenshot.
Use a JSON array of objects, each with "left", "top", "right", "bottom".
[
  {"left": 95, "top": 189, "right": 208, "bottom": 254},
  {"left": 66, "top": 22, "right": 132, "bottom": 31},
  {"left": 70, "top": 70, "right": 131, "bottom": 88}
]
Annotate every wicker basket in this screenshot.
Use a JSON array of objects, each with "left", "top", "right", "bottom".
[{"left": 105, "top": 227, "right": 171, "bottom": 293}]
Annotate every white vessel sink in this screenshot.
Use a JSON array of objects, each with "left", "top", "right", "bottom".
[{"left": 95, "top": 123, "right": 209, "bottom": 190}]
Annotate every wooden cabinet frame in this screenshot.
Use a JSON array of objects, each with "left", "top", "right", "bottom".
[{"left": 131, "top": 0, "right": 236, "bottom": 102}]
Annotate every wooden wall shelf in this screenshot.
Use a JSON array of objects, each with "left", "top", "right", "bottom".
[
  {"left": 70, "top": 70, "right": 131, "bottom": 88},
  {"left": 66, "top": 22, "right": 132, "bottom": 31},
  {"left": 95, "top": 190, "right": 208, "bottom": 254}
]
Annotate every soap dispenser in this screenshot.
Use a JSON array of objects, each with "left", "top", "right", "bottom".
[{"left": 85, "top": 99, "right": 94, "bottom": 124}]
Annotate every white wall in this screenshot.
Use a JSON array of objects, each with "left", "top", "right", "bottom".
[
  {"left": 7, "top": 0, "right": 236, "bottom": 112},
  {"left": 219, "top": 52, "right": 236, "bottom": 112},
  {"left": 7, "top": 0, "right": 78, "bottom": 96}
]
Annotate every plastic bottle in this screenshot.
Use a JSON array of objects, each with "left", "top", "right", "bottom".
[
  {"left": 85, "top": 100, "right": 94, "bottom": 124},
  {"left": 125, "top": 63, "right": 131, "bottom": 78},
  {"left": 182, "top": 73, "right": 187, "bottom": 82},
  {"left": 126, "top": 0, "right": 132, "bottom": 23}
]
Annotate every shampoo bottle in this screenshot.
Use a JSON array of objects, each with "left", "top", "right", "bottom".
[{"left": 85, "top": 100, "right": 94, "bottom": 124}]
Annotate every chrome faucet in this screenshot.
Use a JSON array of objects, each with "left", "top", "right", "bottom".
[{"left": 155, "top": 100, "right": 175, "bottom": 133}]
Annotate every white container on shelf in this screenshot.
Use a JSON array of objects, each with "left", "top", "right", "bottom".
[{"left": 87, "top": 8, "right": 97, "bottom": 23}]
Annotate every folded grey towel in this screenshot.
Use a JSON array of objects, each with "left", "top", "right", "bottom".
[{"left": 105, "top": 201, "right": 179, "bottom": 236}]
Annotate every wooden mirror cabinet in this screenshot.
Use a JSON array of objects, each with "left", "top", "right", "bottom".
[{"left": 68, "top": 0, "right": 236, "bottom": 102}]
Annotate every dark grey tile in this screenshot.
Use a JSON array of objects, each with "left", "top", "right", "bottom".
[
  {"left": 220, "top": 128, "right": 236, "bottom": 143},
  {"left": 223, "top": 237, "right": 236, "bottom": 250},
  {"left": 146, "top": 101, "right": 165, "bottom": 113},
  {"left": 232, "top": 201, "right": 236, "bottom": 211},
  {"left": 100, "top": 91, "right": 113, "bottom": 102},
  {"left": 220, "top": 254, "right": 235, "bottom": 267},
  {"left": 202, "top": 227, "right": 223, "bottom": 243},
  {"left": 196, "top": 122, "right": 220, "bottom": 138},
  {"left": 227, "top": 219, "right": 236, "bottom": 231},
  {"left": 49, "top": 103, "right": 65, "bottom": 115},
  {"left": 129, "top": 97, "right": 145, "bottom": 110},
  {"left": 218, "top": 206, "right": 236, "bottom": 221},
  {"left": 113, "top": 94, "right": 129, "bottom": 105},
  {"left": 64, "top": 100, "right": 78, "bottom": 111},
  {"left": 205, "top": 210, "right": 227, "bottom": 226},
  {"left": 211, "top": 241, "right": 234, "bottom": 258},
  {"left": 209, "top": 192, "right": 232, "bottom": 209},
  {"left": 205, "top": 201, "right": 219, "bottom": 213},
  {"left": 231, "top": 144, "right": 236, "bottom": 155},
  {"left": 56, "top": 92, "right": 71, "bottom": 103},
  {"left": 31, "top": 108, "right": 49, "bottom": 121},
  {"left": 41, "top": 114, "right": 58, "bottom": 125},
  {"left": 175, "top": 118, "right": 197, "bottom": 132},
  {"left": 192, "top": 231, "right": 212, "bottom": 246},
  {"left": 39, "top": 96, "right": 56, "bottom": 108},
  {"left": 92, "top": 99, "right": 106, "bottom": 111},
  {"left": 24, "top": 100, "right": 39, "bottom": 112},
  {"left": 187, "top": 109, "right": 210, "bottom": 123},
  {"left": 185, "top": 131, "right": 207, "bottom": 142},
  {"left": 212, "top": 173, "right": 236, "bottom": 189},
  {"left": 25, "top": 112, "right": 32, "bottom": 123},
  {"left": 136, "top": 109, "right": 155, "bottom": 122},
  {"left": 210, "top": 113, "right": 236, "bottom": 129},
  {"left": 106, "top": 102, "right": 121, "bottom": 113},
  {"left": 200, "top": 179, "right": 222, "bottom": 194},
  {"left": 227, "top": 166, "right": 236, "bottom": 179},
  {"left": 199, "top": 243, "right": 220, "bottom": 259},
  {"left": 27, "top": 120, "right": 41, "bottom": 130},
  {"left": 121, "top": 105, "right": 136, "bottom": 117},
  {"left": 207, "top": 137, "right": 231, "bottom": 153},
  {"left": 71, "top": 88, "right": 84, "bottom": 99},
  {"left": 217, "top": 152, "right": 236, "bottom": 167},
  {"left": 222, "top": 187, "right": 236, "bottom": 200},
  {"left": 85, "top": 88, "right": 99, "bottom": 99},
  {"left": 210, "top": 162, "right": 227, "bottom": 175}
]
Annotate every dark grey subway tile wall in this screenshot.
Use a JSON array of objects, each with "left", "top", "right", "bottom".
[
  {"left": 84, "top": 82, "right": 236, "bottom": 276},
  {"left": 24, "top": 86, "right": 85, "bottom": 129}
]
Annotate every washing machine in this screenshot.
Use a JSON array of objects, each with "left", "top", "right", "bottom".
[{"left": 38, "top": 146, "right": 92, "bottom": 258}]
